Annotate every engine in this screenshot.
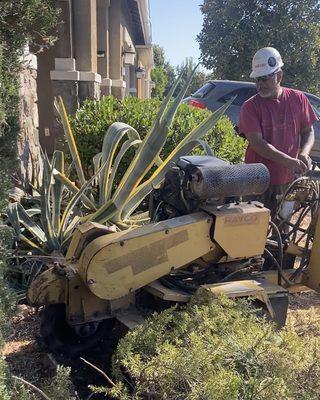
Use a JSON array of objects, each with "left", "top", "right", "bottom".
[{"left": 150, "top": 155, "right": 270, "bottom": 221}]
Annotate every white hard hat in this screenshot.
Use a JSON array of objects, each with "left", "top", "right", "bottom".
[{"left": 250, "top": 47, "right": 284, "bottom": 78}]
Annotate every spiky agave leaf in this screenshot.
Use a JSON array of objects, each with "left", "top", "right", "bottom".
[
  {"left": 99, "top": 122, "right": 140, "bottom": 204},
  {"left": 7, "top": 202, "right": 21, "bottom": 240},
  {"left": 24, "top": 208, "right": 41, "bottom": 217},
  {"left": 52, "top": 169, "right": 97, "bottom": 211},
  {"left": 39, "top": 149, "right": 60, "bottom": 251},
  {"left": 58, "top": 160, "right": 109, "bottom": 239},
  {"left": 54, "top": 96, "right": 86, "bottom": 186},
  {"left": 111, "top": 65, "right": 198, "bottom": 211},
  {"left": 51, "top": 150, "right": 64, "bottom": 234},
  {"left": 92, "top": 153, "right": 102, "bottom": 186},
  {"left": 7, "top": 203, "right": 46, "bottom": 252},
  {"left": 16, "top": 203, "right": 47, "bottom": 243},
  {"left": 106, "top": 138, "right": 142, "bottom": 200}
]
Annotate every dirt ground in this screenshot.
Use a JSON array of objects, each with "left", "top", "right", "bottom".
[
  {"left": 2, "top": 305, "right": 123, "bottom": 399},
  {"left": 2, "top": 290, "right": 320, "bottom": 400},
  {"left": 2, "top": 305, "right": 54, "bottom": 384}
]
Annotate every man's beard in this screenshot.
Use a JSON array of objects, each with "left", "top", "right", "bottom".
[{"left": 258, "top": 88, "right": 277, "bottom": 98}]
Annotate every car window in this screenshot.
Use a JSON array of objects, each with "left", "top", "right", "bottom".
[
  {"left": 306, "top": 95, "right": 320, "bottom": 114},
  {"left": 192, "top": 82, "right": 216, "bottom": 98},
  {"left": 218, "top": 87, "right": 257, "bottom": 106}
]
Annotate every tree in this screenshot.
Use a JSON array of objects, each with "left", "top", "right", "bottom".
[
  {"left": 197, "top": 0, "right": 320, "bottom": 94},
  {"left": 0, "top": 0, "right": 59, "bottom": 190},
  {"left": 151, "top": 66, "right": 168, "bottom": 98},
  {"left": 151, "top": 45, "right": 176, "bottom": 98},
  {"left": 176, "top": 57, "right": 211, "bottom": 96}
]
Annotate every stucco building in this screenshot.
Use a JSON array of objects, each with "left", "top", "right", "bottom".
[{"left": 37, "top": 0, "right": 153, "bottom": 154}]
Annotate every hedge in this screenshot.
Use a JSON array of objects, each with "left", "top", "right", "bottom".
[{"left": 70, "top": 95, "right": 247, "bottom": 176}]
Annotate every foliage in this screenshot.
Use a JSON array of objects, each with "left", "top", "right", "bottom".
[
  {"left": 0, "top": 0, "right": 59, "bottom": 53},
  {"left": 6, "top": 71, "right": 233, "bottom": 266},
  {"left": 57, "top": 70, "right": 233, "bottom": 227},
  {"left": 197, "top": 0, "right": 320, "bottom": 94},
  {"left": 0, "top": 362, "right": 76, "bottom": 400},
  {"left": 175, "top": 57, "right": 212, "bottom": 97},
  {"left": 151, "top": 66, "right": 168, "bottom": 98},
  {"left": 70, "top": 96, "right": 160, "bottom": 171},
  {"left": 151, "top": 45, "right": 213, "bottom": 99},
  {"left": 6, "top": 148, "right": 98, "bottom": 257},
  {"left": 0, "top": 3, "right": 74, "bottom": 400},
  {"left": 71, "top": 96, "right": 246, "bottom": 175},
  {"left": 151, "top": 45, "right": 176, "bottom": 98},
  {"left": 101, "top": 291, "right": 320, "bottom": 400},
  {"left": 41, "top": 366, "right": 76, "bottom": 400},
  {"left": 0, "top": 0, "right": 59, "bottom": 201}
]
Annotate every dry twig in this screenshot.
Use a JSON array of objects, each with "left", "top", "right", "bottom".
[
  {"left": 13, "top": 375, "right": 51, "bottom": 400},
  {"left": 80, "top": 357, "right": 116, "bottom": 387}
]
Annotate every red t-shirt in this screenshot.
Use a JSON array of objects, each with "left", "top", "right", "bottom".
[{"left": 239, "top": 88, "right": 318, "bottom": 185}]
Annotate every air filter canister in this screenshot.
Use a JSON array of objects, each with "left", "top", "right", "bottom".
[{"left": 188, "top": 163, "right": 270, "bottom": 200}]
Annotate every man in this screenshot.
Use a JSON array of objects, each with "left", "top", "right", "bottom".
[{"left": 239, "top": 47, "right": 317, "bottom": 216}]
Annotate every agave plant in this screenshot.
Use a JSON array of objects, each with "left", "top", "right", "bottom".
[
  {"left": 54, "top": 69, "right": 233, "bottom": 229},
  {"left": 6, "top": 150, "right": 101, "bottom": 255},
  {"left": 7, "top": 69, "right": 233, "bottom": 259}
]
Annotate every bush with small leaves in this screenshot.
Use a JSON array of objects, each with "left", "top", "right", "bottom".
[
  {"left": 99, "top": 290, "right": 320, "bottom": 400},
  {"left": 70, "top": 96, "right": 247, "bottom": 178}
]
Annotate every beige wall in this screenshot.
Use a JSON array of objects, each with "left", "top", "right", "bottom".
[{"left": 37, "top": 0, "right": 153, "bottom": 154}]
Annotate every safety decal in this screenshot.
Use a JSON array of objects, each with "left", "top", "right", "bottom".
[{"left": 268, "top": 56, "right": 276, "bottom": 67}]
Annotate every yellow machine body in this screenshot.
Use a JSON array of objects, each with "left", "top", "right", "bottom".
[
  {"left": 28, "top": 202, "right": 274, "bottom": 325},
  {"left": 77, "top": 203, "right": 269, "bottom": 301}
]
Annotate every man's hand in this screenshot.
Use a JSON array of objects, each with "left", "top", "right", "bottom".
[
  {"left": 285, "top": 157, "right": 308, "bottom": 174},
  {"left": 298, "top": 152, "right": 312, "bottom": 170}
]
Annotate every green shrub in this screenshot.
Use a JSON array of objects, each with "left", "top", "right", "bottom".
[
  {"left": 70, "top": 96, "right": 246, "bottom": 175},
  {"left": 100, "top": 291, "right": 320, "bottom": 400},
  {"left": 0, "top": 3, "right": 76, "bottom": 399}
]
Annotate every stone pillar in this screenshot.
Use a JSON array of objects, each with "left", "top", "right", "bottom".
[
  {"left": 55, "top": 0, "right": 74, "bottom": 58},
  {"left": 73, "top": 0, "right": 101, "bottom": 102},
  {"left": 17, "top": 47, "right": 40, "bottom": 190},
  {"left": 136, "top": 45, "right": 153, "bottom": 99},
  {"left": 48, "top": 0, "right": 79, "bottom": 154},
  {"left": 97, "top": 0, "right": 112, "bottom": 96},
  {"left": 109, "top": 0, "right": 126, "bottom": 99},
  {"left": 51, "top": 0, "right": 78, "bottom": 115}
]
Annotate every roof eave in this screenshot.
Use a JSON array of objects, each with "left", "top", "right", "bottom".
[{"left": 136, "top": 0, "right": 152, "bottom": 45}]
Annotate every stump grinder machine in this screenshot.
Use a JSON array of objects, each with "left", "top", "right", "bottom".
[{"left": 27, "top": 156, "right": 320, "bottom": 356}]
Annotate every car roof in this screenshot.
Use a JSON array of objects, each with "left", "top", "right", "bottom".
[
  {"left": 206, "top": 80, "right": 320, "bottom": 101},
  {"left": 209, "top": 80, "right": 255, "bottom": 87}
]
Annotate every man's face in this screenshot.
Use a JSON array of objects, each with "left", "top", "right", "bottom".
[{"left": 255, "top": 71, "right": 282, "bottom": 98}]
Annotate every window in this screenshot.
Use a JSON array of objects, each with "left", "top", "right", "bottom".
[
  {"left": 306, "top": 95, "right": 320, "bottom": 114},
  {"left": 218, "top": 87, "right": 257, "bottom": 106},
  {"left": 192, "top": 82, "right": 216, "bottom": 98}
]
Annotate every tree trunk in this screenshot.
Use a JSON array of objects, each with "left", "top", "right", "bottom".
[{"left": 17, "top": 46, "right": 41, "bottom": 190}]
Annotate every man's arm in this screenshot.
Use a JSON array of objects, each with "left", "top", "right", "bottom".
[
  {"left": 298, "top": 126, "right": 315, "bottom": 168},
  {"left": 246, "top": 132, "right": 307, "bottom": 173}
]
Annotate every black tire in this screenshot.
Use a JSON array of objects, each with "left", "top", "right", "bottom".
[{"left": 40, "top": 304, "right": 115, "bottom": 358}]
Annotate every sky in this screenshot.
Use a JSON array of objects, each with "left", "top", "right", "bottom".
[{"left": 149, "top": 0, "right": 204, "bottom": 68}]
